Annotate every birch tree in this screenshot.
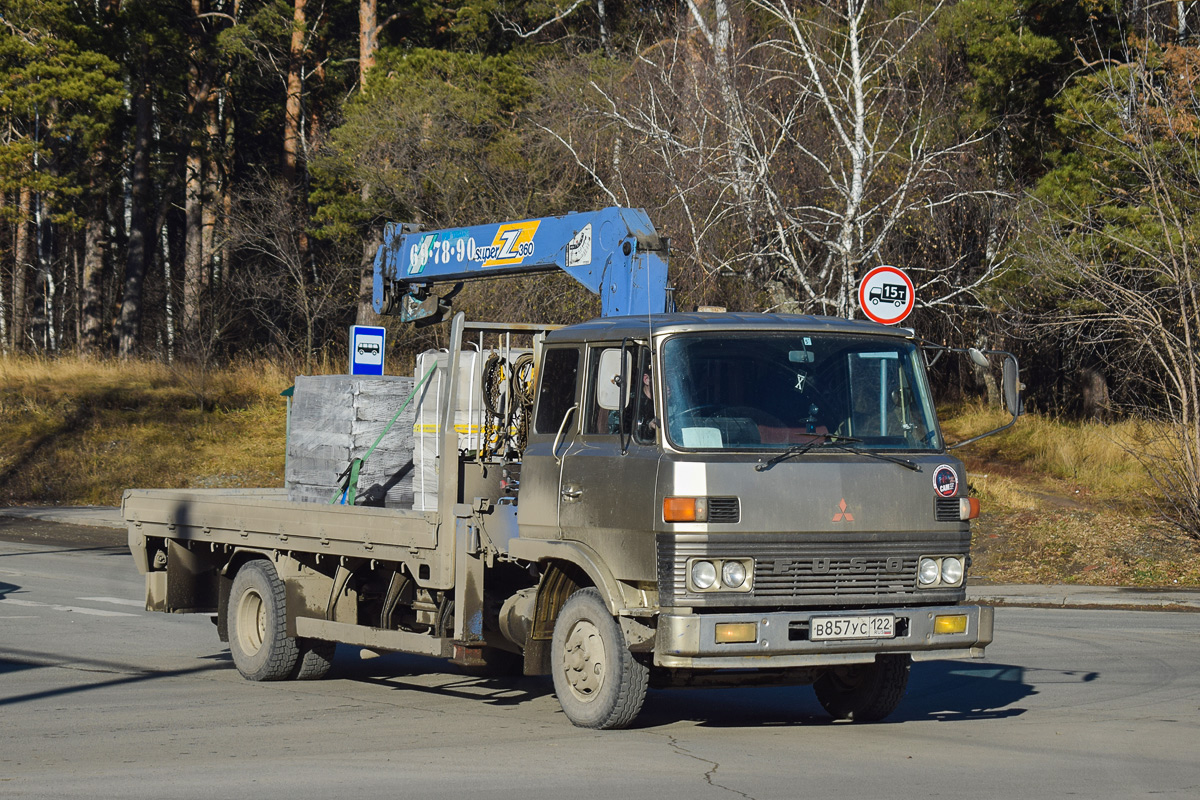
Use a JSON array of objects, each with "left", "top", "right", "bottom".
[{"left": 566, "top": 0, "right": 1006, "bottom": 316}]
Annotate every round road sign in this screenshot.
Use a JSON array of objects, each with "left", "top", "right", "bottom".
[{"left": 858, "top": 265, "right": 915, "bottom": 325}]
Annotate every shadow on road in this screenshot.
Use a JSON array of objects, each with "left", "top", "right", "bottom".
[
  {"left": 635, "top": 660, "right": 1044, "bottom": 728},
  {"left": 300, "top": 649, "right": 1049, "bottom": 726},
  {"left": 330, "top": 649, "right": 555, "bottom": 707},
  {"left": 0, "top": 646, "right": 228, "bottom": 708}
]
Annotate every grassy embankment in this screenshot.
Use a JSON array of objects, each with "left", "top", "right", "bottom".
[
  {"left": 1, "top": 355, "right": 1198, "bottom": 587},
  {"left": 943, "top": 406, "right": 1200, "bottom": 587}
]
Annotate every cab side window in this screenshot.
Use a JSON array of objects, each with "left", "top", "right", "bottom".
[
  {"left": 585, "top": 347, "right": 625, "bottom": 435},
  {"left": 583, "top": 344, "right": 655, "bottom": 441},
  {"left": 534, "top": 347, "right": 580, "bottom": 435}
]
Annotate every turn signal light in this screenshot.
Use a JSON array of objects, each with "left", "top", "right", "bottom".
[
  {"left": 960, "top": 497, "right": 981, "bottom": 520},
  {"left": 715, "top": 622, "right": 757, "bottom": 644},
  {"left": 934, "top": 614, "right": 968, "bottom": 635},
  {"left": 664, "top": 496, "right": 708, "bottom": 522}
]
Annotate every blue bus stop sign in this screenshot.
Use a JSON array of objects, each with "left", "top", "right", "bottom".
[{"left": 350, "top": 325, "right": 386, "bottom": 375}]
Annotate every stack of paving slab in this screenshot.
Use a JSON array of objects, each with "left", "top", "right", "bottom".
[{"left": 285, "top": 374, "right": 418, "bottom": 508}]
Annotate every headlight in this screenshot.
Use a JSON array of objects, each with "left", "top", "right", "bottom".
[
  {"left": 691, "top": 560, "right": 717, "bottom": 590},
  {"left": 686, "top": 558, "right": 753, "bottom": 592},
  {"left": 941, "top": 556, "right": 964, "bottom": 585},
  {"left": 721, "top": 560, "right": 747, "bottom": 589},
  {"left": 918, "top": 557, "right": 940, "bottom": 585}
]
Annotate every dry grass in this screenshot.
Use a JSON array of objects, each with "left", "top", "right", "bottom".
[
  {"left": 0, "top": 355, "right": 291, "bottom": 507},
  {"left": 943, "top": 403, "right": 1200, "bottom": 588},
  {"left": 941, "top": 404, "right": 1161, "bottom": 503}
]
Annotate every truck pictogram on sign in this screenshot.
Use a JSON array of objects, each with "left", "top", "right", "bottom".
[{"left": 869, "top": 283, "right": 907, "bottom": 307}]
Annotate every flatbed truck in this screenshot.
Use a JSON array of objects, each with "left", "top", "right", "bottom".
[{"left": 125, "top": 208, "right": 1019, "bottom": 728}]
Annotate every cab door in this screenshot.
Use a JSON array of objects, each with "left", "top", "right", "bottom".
[
  {"left": 557, "top": 343, "right": 661, "bottom": 582},
  {"left": 517, "top": 345, "right": 582, "bottom": 542}
]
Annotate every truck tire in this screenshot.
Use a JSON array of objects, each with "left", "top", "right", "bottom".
[
  {"left": 227, "top": 559, "right": 300, "bottom": 681},
  {"left": 292, "top": 640, "right": 336, "bottom": 680},
  {"left": 551, "top": 588, "right": 648, "bottom": 729},
  {"left": 813, "top": 653, "right": 911, "bottom": 722}
]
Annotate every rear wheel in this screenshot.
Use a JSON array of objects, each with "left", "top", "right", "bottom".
[
  {"left": 292, "top": 640, "right": 336, "bottom": 680},
  {"left": 814, "top": 654, "right": 911, "bottom": 722},
  {"left": 551, "top": 588, "right": 648, "bottom": 729},
  {"left": 228, "top": 560, "right": 300, "bottom": 681}
]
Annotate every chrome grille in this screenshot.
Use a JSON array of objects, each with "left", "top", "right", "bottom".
[
  {"left": 657, "top": 531, "right": 970, "bottom": 608},
  {"left": 707, "top": 497, "right": 740, "bottom": 523}
]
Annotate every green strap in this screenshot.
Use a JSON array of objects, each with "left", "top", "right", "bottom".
[{"left": 331, "top": 360, "right": 441, "bottom": 505}]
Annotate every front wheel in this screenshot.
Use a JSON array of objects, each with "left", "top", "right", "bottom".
[
  {"left": 551, "top": 588, "right": 648, "bottom": 729},
  {"left": 813, "top": 654, "right": 911, "bottom": 722},
  {"left": 227, "top": 559, "right": 300, "bottom": 681}
]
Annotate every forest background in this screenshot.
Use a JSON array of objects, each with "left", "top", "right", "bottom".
[{"left": 3, "top": 0, "right": 1200, "bottom": 557}]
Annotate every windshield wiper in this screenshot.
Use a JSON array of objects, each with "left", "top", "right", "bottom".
[
  {"left": 816, "top": 440, "right": 923, "bottom": 472},
  {"left": 754, "top": 435, "right": 862, "bottom": 472},
  {"left": 754, "top": 435, "right": 922, "bottom": 472}
]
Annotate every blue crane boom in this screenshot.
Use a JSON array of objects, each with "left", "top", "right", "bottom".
[{"left": 372, "top": 207, "right": 671, "bottom": 322}]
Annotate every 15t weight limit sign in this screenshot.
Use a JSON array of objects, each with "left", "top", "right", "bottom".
[{"left": 858, "top": 265, "right": 915, "bottom": 325}]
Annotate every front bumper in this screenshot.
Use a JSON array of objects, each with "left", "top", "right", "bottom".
[{"left": 653, "top": 604, "right": 993, "bottom": 669}]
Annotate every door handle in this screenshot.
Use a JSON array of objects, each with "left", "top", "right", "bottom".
[{"left": 561, "top": 485, "right": 583, "bottom": 501}]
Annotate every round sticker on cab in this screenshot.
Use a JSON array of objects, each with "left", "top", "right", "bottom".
[{"left": 933, "top": 464, "right": 959, "bottom": 498}]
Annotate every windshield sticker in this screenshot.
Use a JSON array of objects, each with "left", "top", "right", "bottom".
[
  {"left": 795, "top": 371, "right": 808, "bottom": 392},
  {"left": 933, "top": 464, "right": 959, "bottom": 497}
]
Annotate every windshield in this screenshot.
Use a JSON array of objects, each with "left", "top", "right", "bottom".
[{"left": 661, "top": 332, "right": 940, "bottom": 451}]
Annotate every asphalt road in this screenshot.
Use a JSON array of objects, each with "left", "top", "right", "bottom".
[{"left": 2, "top": 525, "right": 1199, "bottom": 800}]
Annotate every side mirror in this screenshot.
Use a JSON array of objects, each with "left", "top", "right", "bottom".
[
  {"left": 595, "top": 349, "right": 631, "bottom": 411},
  {"left": 1002, "top": 356, "right": 1021, "bottom": 417},
  {"left": 941, "top": 348, "right": 1022, "bottom": 450}
]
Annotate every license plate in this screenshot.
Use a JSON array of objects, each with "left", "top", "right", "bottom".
[{"left": 811, "top": 614, "right": 896, "bottom": 641}]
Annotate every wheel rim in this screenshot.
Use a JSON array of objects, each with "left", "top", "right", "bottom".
[
  {"left": 235, "top": 588, "right": 266, "bottom": 656},
  {"left": 561, "top": 619, "right": 606, "bottom": 703}
]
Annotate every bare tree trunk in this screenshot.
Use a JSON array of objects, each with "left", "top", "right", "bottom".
[
  {"left": 359, "top": 0, "right": 377, "bottom": 89},
  {"left": 13, "top": 185, "right": 32, "bottom": 350},
  {"left": 183, "top": 0, "right": 212, "bottom": 337},
  {"left": 597, "top": 0, "right": 611, "bottom": 57},
  {"left": 220, "top": 102, "right": 234, "bottom": 284},
  {"left": 161, "top": 223, "right": 176, "bottom": 362},
  {"left": 202, "top": 101, "right": 219, "bottom": 288},
  {"left": 81, "top": 213, "right": 107, "bottom": 352},
  {"left": 355, "top": 0, "right": 380, "bottom": 327},
  {"left": 282, "top": 0, "right": 307, "bottom": 184},
  {"left": 30, "top": 184, "right": 56, "bottom": 350},
  {"left": 120, "top": 76, "right": 154, "bottom": 357},
  {"left": 0, "top": 190, "right": 7, "bottom": 353},
  {"left": 184, "top": 148, "right": 204, "bottom": 334}
]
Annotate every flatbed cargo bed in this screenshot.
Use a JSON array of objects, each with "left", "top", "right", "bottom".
[{"left": 124, "top": 488, "right": 442, "bottom": 574}]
